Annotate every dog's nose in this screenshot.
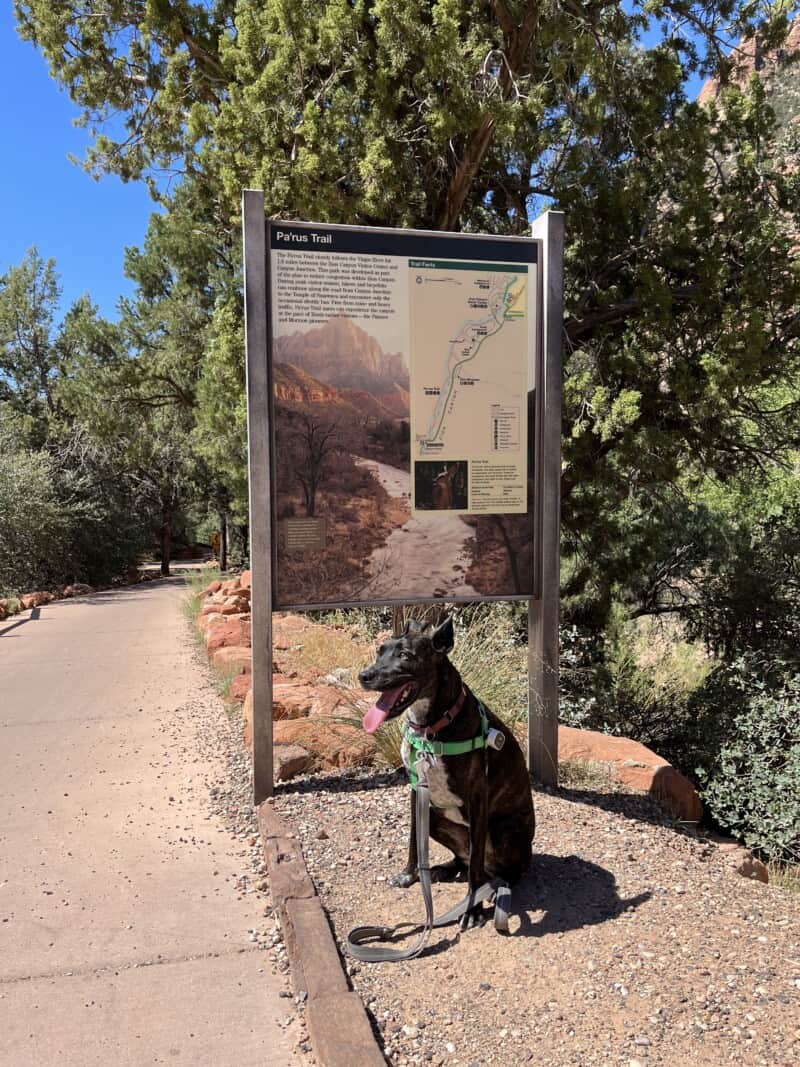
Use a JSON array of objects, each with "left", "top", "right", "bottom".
[{"left": 358, "top": 668, "right": 374, "bottom": 689}]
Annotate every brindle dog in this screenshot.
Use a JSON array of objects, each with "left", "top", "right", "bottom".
[{"left": 359, "top": 616, "right": 534, "bottom": 929}]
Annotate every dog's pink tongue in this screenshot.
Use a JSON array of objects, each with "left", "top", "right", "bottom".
[{"left": 362, "top": 686, "right": 406, "bottom": 734}]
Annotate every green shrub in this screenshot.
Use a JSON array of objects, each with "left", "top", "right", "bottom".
[
  {"left": 0, "top": 444, "right": 70, "bottom": 594},
  {"left": 695, "top": 657, "right": 800, "bottom": 862},
  {"left": 559, "top": 606, "right": 712, "bottom": 755}
]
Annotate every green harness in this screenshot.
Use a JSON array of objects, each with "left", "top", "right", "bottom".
[{"left": 403, "top": 701, "right": 489, "bottom": 790}]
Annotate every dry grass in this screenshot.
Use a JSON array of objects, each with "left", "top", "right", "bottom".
[
  {"left": 450, "top": 605, "right": 528, "bottom": 724},
  {"left": 768, "top": 860, "right": 800, "bottom": 893},
  {"left": 279, "top": 618, "right": 374, "bottom": 682},
  {"left": 558, "top": 759, "right": 615, "bottom": 791}
]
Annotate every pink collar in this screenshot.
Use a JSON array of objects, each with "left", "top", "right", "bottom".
[{"left": 406, "top": 687, "right": 467, "bottom": 740}]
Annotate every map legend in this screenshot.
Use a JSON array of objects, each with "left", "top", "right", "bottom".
[{"left": 490, "top": 405, "right": 520, "bottom": 452}]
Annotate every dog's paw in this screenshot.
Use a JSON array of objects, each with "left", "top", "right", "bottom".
[
  {"left": 389, "top": 870, "right": 419, "bottom": 889},
  {"left": 429, "top": 861, "right": 466, "bottom": 884},
  {"left": 458, "top": 906, "right": 487, "bottom": 932}
]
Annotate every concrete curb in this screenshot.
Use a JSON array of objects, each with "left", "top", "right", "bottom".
[{"left": 257, "top": 804, "right": 386, "bottom": 1067}]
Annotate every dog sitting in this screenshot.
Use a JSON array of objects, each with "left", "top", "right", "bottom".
[{"left": 359, "top": 616, "right": 535, "bottom": 928}]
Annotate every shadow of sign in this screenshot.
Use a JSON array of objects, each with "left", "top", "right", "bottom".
[{"left": 0, "top": 606, "right": 41, "bottom": 638}]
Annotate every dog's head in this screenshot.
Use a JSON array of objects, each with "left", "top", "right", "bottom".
[{"left": 358, "top": 616, "right": 454, "bottom": 734}]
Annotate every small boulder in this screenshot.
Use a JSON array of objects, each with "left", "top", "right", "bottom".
[
  {"left": 213, "top": 601, "right": 247, "bottom": 618},
  {"left": 211, "top": 645, "right": 252, "bottom": 675},
  {"left": 275, "top": 745, "right": 312, "bottom": 782},
  {"left": 228, "top": 674, "right": 253, "bottom": 702},
  {"left": 62, "top": 583, "right": 92, "bottom": 598},
  {"left": 20, "top": 591, "right": 56, "bottom": 610},
  {"left": 558, "top": 725, "right": 702, "bottom": 822},
  {"left": 197, "top": 611, "right": 225, "bottom": 634},
  {"left": 205, "top": 616, "right": 251, "bottom": 652},
  {"left": 240, "top": 570, "right": 251, "bottom": 589},
  {"left": 730, "top": 849, "right": 770, "bottom": 884},
  {"left": 205, "top": 579, "right": 223, "bottom": 595},
  {"left": 272, "top": 682, "right": 347, "bottom": 720},
  {"left": 199, "top": 600, "right": 225, "bottom": 617},
  {"left": 272, "top": 719, "right": 376, "bottom": 770},
  {"left": 216, "top": 600, "right": 249, "bottom": 617}
]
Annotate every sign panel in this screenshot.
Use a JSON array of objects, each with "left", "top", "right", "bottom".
[{"left": 268, "top": 221, "right": 540, "bottom": 610}]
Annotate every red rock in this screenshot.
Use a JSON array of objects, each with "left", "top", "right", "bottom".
[
  {"left": 731, "top": 850, "right": 770, "bottom": 884},
  {"left": 0, "top": 599, "right": 7, "bottom": 621},
  {"left": 241, "top": 689, "right": 305, "bottom": 754},
  {"left": 272, "top": 719, "right": 376, "bottom": 770},
  {"left": 206, "top": 579, "right": 222, "bottom": 594},
  {"left": 214, "top": 600, "right": 248, "bottom": 617},
  {"left": 197, "top": 611, "right": 225, "bottom": 633},
  {"left": 240, "top": 570, "right": 251, "bottom": 589},
  {"left": 199, "top": 600, "right": 224, "bottom": 617},
  {"left": 243, "top": 689, "right": 253, "bottom": 750},
  {"left": 558, "top": 725, "right": 702, "bottom": 822},
  {"left": 62, "top": 583, "right": 92, "bottom": 598},
  {"left": 275, "top": 744, "right": 312, "bottom": 781},
  {"left": 644, "top": 765, "right": 703, "bottom": 823},
  {"left": 272, "top": 682, "right": 349, "bottom": 720},
  {"left": 229, "top": 675, "right": 252, "bottom": 702},
  {"left": 211, "top": 645, "right": 252, "bottom": 675},
  {"left": 20, "top": 591, "right": 56, "bottom": 610},
  {"left": 205, "top": 616, "right": 251, "bottom": 652},
  {"left": 559, "top": 726, "right": 668, "bottom": 767}
]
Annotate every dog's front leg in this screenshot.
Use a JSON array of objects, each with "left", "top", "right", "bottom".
[
  {"left": 389, "top": 786, "right": 419, "bottom": 888},
  {"left": 460, "top": 778, "right": 489, "bottom": 931}
]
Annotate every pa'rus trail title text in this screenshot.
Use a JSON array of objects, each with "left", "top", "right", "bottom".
[{"left": 274, "top": 230, "right": 333, "bottom": 245}]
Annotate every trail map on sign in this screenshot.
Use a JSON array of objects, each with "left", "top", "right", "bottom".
[{"left": 409, "top": 259, "right": 529, "bottom": 514}]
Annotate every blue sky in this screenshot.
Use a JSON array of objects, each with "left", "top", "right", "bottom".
[
  {"left": 0, "top": 6, "right": 722, "bottom": 325},
  {"left": 1, "top": 12, "right": 155, "bottom": 321}
]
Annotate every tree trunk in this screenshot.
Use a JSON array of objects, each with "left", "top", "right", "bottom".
[
  {"left": 219, "top": 511, "right": 228, "bottom": 572},
  {"left": 160, "top": 509, "right": 173, "bottom": 577}
]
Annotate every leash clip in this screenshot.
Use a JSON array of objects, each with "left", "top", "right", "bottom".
[{"left": 414, "top": 751, "right": 433, "bottom": 783}]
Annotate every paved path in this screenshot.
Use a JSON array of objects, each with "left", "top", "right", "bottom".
[{"left": 0, "top": 580, "right": 303, "bottom": 1066}]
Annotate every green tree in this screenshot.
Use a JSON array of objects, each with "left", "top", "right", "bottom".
[
  {"left": 16, "top": 1, "right": 800, "bottom": 619},
  {"left": 0, "top": 416, "right": 69, "bottom": 593},
  {"left": 0, "top": 248, "right": 63, "bottom": 426}
]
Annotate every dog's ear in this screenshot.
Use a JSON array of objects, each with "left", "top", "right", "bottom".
[{"left": 430, "top": 615, "right": 454, "bottom": 653}]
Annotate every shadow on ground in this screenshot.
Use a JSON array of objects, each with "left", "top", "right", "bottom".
[{"left": 514, "top": 853, "right": 651, "bottom": 937}]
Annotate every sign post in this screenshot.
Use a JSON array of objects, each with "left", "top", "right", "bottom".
[
  {"left": 243, "top": 190, "right": 275, "bottom": 803},
  {"left": 242, "top": 191, "right": 563, "bottom": 800},
  {"left": 528, "top": 211, "right": 564, "bottom": 787}
]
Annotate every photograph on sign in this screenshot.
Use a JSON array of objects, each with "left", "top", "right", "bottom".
[{"left": 268, "top": 222, "right": 539, "bottom": 609}]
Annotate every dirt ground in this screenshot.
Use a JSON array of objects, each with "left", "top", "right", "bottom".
[{"left": 273, "top": 769, "right": 800, "bottom": 1067}]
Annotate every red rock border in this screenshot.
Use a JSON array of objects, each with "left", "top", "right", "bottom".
[
  {"left": 192, "top": 576, "right": 769, "bottom": 885},
  {"left": 258, "top": 802, "right": 386, "bottom": 1067}
]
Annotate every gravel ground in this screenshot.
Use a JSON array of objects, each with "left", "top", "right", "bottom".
[{"left": 273, "top": 768, "right": 800, "bottom": 1067}]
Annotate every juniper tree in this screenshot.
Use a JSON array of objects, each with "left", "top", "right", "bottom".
[{"left": 16, "top": 0, "right": 800, "bottom": 620}]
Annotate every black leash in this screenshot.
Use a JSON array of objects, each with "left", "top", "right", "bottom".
[{"left": 346, "top": 755, "right": 510, "bottom": 963}]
